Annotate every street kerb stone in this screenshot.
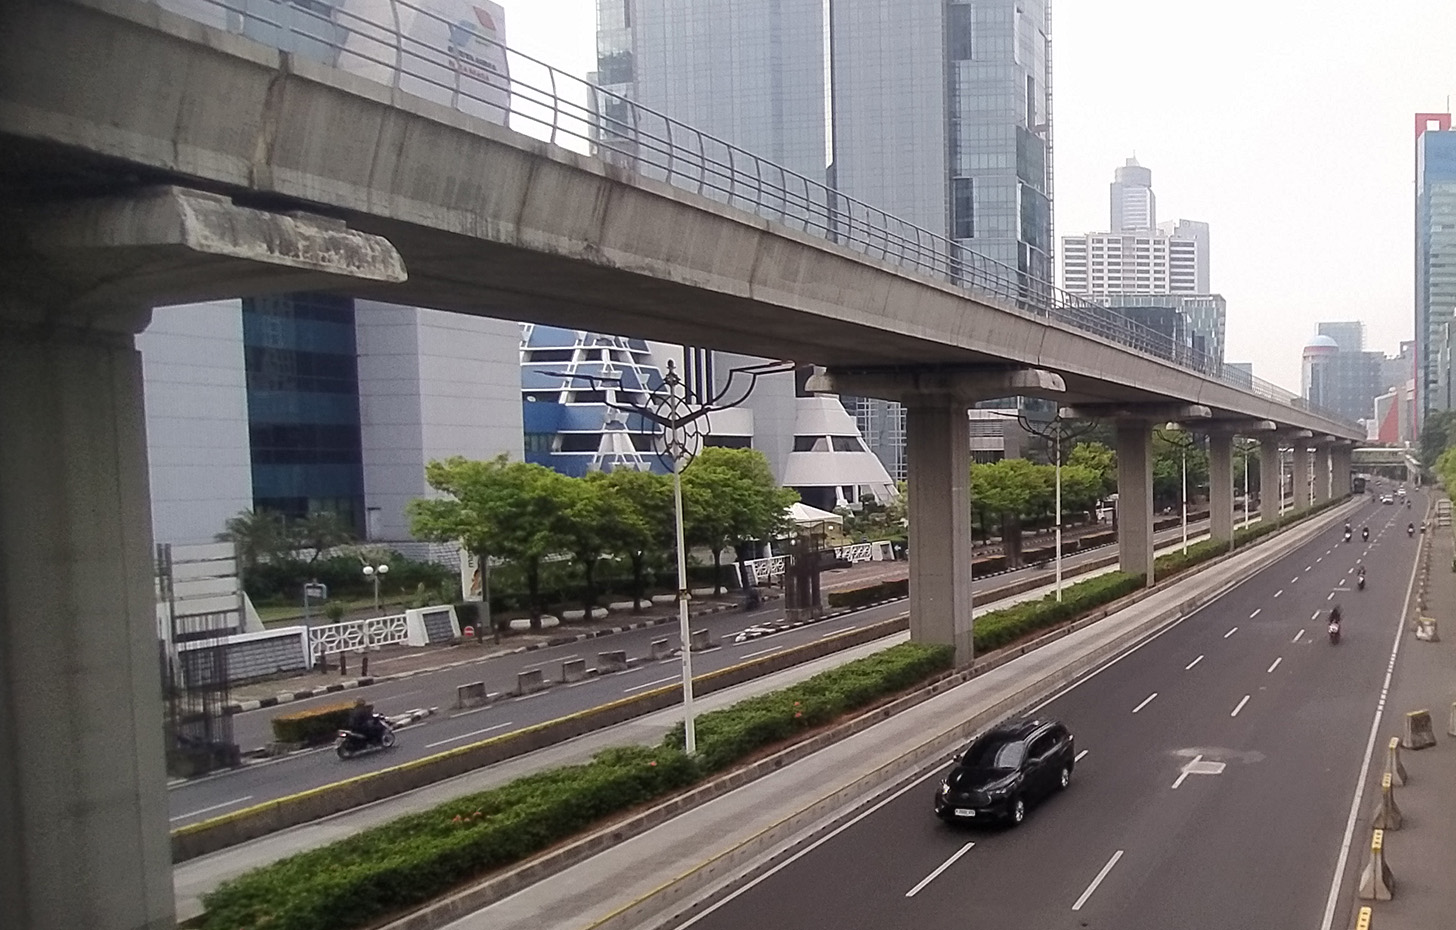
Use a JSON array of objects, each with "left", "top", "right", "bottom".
[
  {"left": 1370, "top": 772, "right": 1403, "bottom": 831},
  {"left": 1387, "top": 736, "right": 1408, "bottom": 786},
  {"left": 1403, "top": 709, "right": 1438, "bottom": 750},
  {"left": 1357, "top": 828, "right": 1395, "bottom": 901}
]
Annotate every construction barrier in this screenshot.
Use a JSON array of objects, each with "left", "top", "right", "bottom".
[
  {"left": 1449, "top": 701, "right": 1456, "bottom": 738},
  {"left": 1387, "top": 736, "right": 1408, "bottom": 786},
  {"left": 1354, "top": 906, "right": 1371, "bottom": 930},
  {"left": 1357, "top": 828, "right": 1394, "bottom": 901},
  {"left": 689, "top": 628, "right": 714, "bottom": 652},
  {"left": 455, "top": 681, "right": 489, "bottom": 709},
  {"left": 597, "top": 650, "right": 629, "bottom": 673},
  {"left": 516, "top": 668, "right": 547, "bottom": 695},
  {"left": 1415, "top": 617, "right": 1439, "bottom": 642},
  {"left": 1370, "top": 772, "right": 1403, "bottom": 831},
  {"left": 649, "top": 637, "right": 673, "bottom": 660},
  {"left": 560, "top": 658, "right": 587, "bottom": 683},
  {"left": 1403, "top": 709, "right": 1437, "bottom": 750}
]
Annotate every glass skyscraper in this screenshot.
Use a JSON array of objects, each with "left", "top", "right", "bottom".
[{"left": 1416, "top": 112, "right": 1456, "bottom": 430}]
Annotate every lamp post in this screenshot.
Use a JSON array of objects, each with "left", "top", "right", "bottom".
[
  {"left": 1159, "top": 425, "right": 1198, "bottom": 554},
  {"left": 548, "top": 358, "right": 794, "bottom": 755},
  {"left": 361, "top": 562, "right": 388, "bottom": 676},
  {"left": 1236, "top": 440, "right": 1254, "bottom": 531}
]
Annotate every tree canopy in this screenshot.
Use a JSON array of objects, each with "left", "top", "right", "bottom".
[{"left": 681, "top": 447, "right": 799, "bottom": 594}]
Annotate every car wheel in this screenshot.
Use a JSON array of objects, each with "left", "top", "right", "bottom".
[
  {"left": 1010, "top": 797, "right": 1026, "bottom": 825},
  {"left": 1057, "top": 764, "right": 1072, "bottom": 791}
]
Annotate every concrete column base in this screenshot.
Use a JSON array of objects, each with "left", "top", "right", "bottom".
[
  {"left": 1260, "top": 437, "right": 1282, "bottom": 525},
  {"left": 0, "top": 317, "right": 174, "bottom": 930},
  {"left": 1116, "top": 421, "right": 1155, "bottom": 583},
  {"left": 906, "top": 403, "right": 974, "bottom": 666},
  {"left": 1314, "top": 444, "right": 1332, "bottom": 504},
  {"left": 1209, "top": 433, "right": 1234, "bottom": 546},
  {"left": 1293, "top": 443, "right": 1311, "bottom": 511}
]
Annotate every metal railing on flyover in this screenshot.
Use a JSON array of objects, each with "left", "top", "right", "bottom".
[{"left": 151, "top": 0, "right": 1356, "bottom": 430}]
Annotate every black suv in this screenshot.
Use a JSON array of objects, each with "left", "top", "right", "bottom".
[{"left": 934, "top": 718, "right": 1076, "bottom": 826}]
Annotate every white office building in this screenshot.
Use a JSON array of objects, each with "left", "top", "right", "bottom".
[
  {"left": 1110, "top": 157, "right": 1155, "bottom": 232},
  {"left": 1061, "top": 232, "right": 1202, "bottom": 296}
]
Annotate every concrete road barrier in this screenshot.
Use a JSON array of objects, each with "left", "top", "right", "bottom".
[
  {"left": 1354, "top": 906, "right": 1372, "bottom": 930},
  {"left": 597, "top": 650, "right": 628, "bottom": 673},
  {"left": 650, "top": 638, "right": 673, "bottom": 660},
  {"left": 689, "top": 629, "right": 714, "bottom": 652},
  {"left": 1403, "top": 709, "right": 1437, "bottom": 750},
  {"left": 1415, "top": 617, "right": 1439, "bottom": 642},
  {"left": 516, "top": 668, "right": 547, "bottom": 695},
  {"left": 561, "top": 658, "right": 587, "bottom": 683},
  {"left": 1387, "top": 736, "right": 1408, "bottom": 786},
  {"left": 1449, "top": 702, "right": 1456, "bottom": 738},
  {"left": 456, "top": 682, "right": 489, "bottom": 710},
  {"left": 1370, "top": 772, "right": 1403, "bottom": 831},
  {"left": 1357, "top": 828, "right": 1395, "bottom": 901}
]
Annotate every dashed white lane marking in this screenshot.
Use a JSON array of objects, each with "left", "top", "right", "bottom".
[
  {"left": 1132, "top": 692, "right": 1158, "bottom": 714},
  {"left": 1317, "top": 557, "right": 1324, "bottom": 563},
  {"left": 740, "top": 647, "right": 781, "bottom": 659},
  {"left": 1312, "top": 611, "right": 1322, "bottom": 621},
  {"left": 1231, "top": 695, "right": 1251, "bottom": 717},
  {"left": 1224, "top": 626, "right": 1238, "bottom": 638},
  {"left": 1075, "top": 749, "right": 1089, "bottom": 762},
  {"left": 1250, "top": 608, "right": 1262, "bottom": 619},
  {"left": 1275, "top": 589, "right": 1284, "bottom": 598},
  {"left": 1268, "top": 657, "right": 1283, "bottom": 673},
  {"left": 1072, "top": 850, "right": 1125, "bottom": 911},
  {"left": 1327, "top": 592, "right": 1336, "bottom": 601},
  {"left": 905, "top": 842, "right": 975, "bottom": 897},
  {"left": 623, "top": 675, "right": 678, "bottom": 693},
  {"left": 425, "top": 721, "right": 513, "bottom": 749},
  {"left": 1185, "top": 655, "right": 1204, "bottom": 670},
  {"left": 1171, "top": 754, "right": 1202, "bottom": 790},
  {"left": 170, "top": 796, "right": 254, "bottom": 822},
  {"left": 1294, "top": 628, "right": 1305, "bottom": 643}
]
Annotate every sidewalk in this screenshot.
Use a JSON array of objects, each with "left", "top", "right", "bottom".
[
  {"left": 171, "top": 503, "right": 1347, "bottom": 927},
  {"left": 1352, "top": 504, "right": 1456, "bottom": 930}
]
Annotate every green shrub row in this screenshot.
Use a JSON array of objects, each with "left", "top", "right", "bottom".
[
  {"left": 826, "top": 578, "right": 907, "bottom": 610},
  {"left": 970, "top": 571, "right": 1146, "bottom": 653},
  {"left": 201, "top": 644, "right": 953, "bottom": 930},
  {"left": 270, "top": 702, "right": 359, "bottom": 745},
  {"left": 661, "top": 642, "right": 955, "bottom": 771}
]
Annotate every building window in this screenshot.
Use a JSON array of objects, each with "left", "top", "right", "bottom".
[
  {"left": 949, "top": 4, "right": 973, "bottom": 60},
  {"left": 523, "top": 432, "right": 554, "bottom": 453},
  {"left": 953, "top": 177, "right": 974, "bottom": 239},
  {"left": 831, "top": 436, "right": 865, "bottom": 452},
  {"left": 793, "top": 436, "right": 827, "bottom": 452},
  {"left": 559, "top": 434, "right": 601, "bottom": 453}
]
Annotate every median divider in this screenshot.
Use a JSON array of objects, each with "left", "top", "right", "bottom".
[
  {"left": 1387, "top": 736, "right": 1408, "bottom": 786},
  {"left": 455, "top": 682, "right": 488, "bottom": 710},
  {"left": 175, "top": 499, "right": 1355, "bottom": 869},
  {"left": 561, "top": 659, "right": 588, "bottom": 683},
  {"left": 515, "top": 668, "right": 547, "bottom": 696},
  {"left": 1403, "top": 709, "right": 1437, "bottom": 750},
  {"left": 1358, "top": 829, "right": 1395, "bottom": 901},
  {"left": 1370, "top": 772, "right": 1403, "bottom": 831},
  {"left": 650, "top": 637, "right": 673, "bottom": 660},
  {"left": 597, "top": 650, "right": 629, "bottom": 673}
]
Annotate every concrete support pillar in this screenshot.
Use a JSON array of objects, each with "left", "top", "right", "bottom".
[
  {"left": 1209, "top": 433, "right": 1234, "bottom": 546},
  {"left": 1333, "top": 446, "right": 1352, "bottom": 496},
  {"left": 0, "top": 313, "right": 174, "bottom": 930},
  {"left": 1292, "top": 442, "right": 1311, "bottom": 511},
  {"left": 1116, "top": 421, "right": 1155, "bottom": 583},
  {"left": 906, "top": 403, "right": 974, "bottom": 664},
  {"left": 1314, "top": 444, "right": 1332, "bottom": 504},
  {"left": 1260, "top": 437, "right": 1283, "bottom": 525}
]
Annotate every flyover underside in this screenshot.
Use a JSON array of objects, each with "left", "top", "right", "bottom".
[{"left": 0, "top": 0, "right": 1359, "bottom": 438}]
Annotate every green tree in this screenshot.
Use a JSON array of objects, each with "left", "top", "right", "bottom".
[
  {"left": 1153, "top": 432, "right": 1209, "bottom": 511},
  {"left": 1057, "top": 463, "right": 1105, "bottom": 519},
  {"left": 971, "top": 458, "right": 1049, "bottom": 566},
  {"left": 1066, "top": 441, "right": 1117, "bottom": 498},
  {"left": 592, "top": 468, "right": 673, "bottom": 611},
  {"left": 559, "top": 474, "right": 618, "bottom": 614},
  {"left": 291, "top": 511, "right": 354, "bottom": 566},
  {"left": 217, "top": 509, "right": 288, "bottom": 572},
  {"left": 1419, "top": 410, "right": 1456, "bottom": 474},
  {"left": 682, "top": 447, "right": 798, "bottom": 594}
]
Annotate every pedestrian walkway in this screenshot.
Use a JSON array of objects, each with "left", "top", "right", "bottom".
[{"left": 1351, "top": 505, "right": 1456, "bottom": 930}]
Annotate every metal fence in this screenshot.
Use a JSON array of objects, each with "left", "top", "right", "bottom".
[{"left": 152, "top": 0, "right": 1354, "bottom": 428}]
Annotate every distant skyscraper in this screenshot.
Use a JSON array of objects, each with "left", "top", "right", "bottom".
[
  {"left": 1415, "top": 112, "right": 1456, "bottom": 430},
  {"left": 1303, "top": 331, "right": 1385, "bottom": 425},
  {"left": 1318, "top": 321, "right": 1365, "bottom": 354},
  {"left": 1157, "top": 219, "right": 1210, "bottom": 293},
  {"left": 1111, "top": 157, "right": 1155, "bottom": 231},
  {"left": 1061, "top": 231, "right": 1202, "bottom": 296}
]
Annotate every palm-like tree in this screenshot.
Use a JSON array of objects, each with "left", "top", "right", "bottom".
[{"left": 217, "top": 510, "right": 287, "bottom": 571}]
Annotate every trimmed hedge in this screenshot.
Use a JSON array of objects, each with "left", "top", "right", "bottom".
[
  {"left": 970, "top": 571, "right": 1146, "bottom": 653},
  {"left": 199, "top": 745, "right": 699, "bottom": 930},
  {"left": 270, "top": 702, "right": 359, "bottom": 745},
  {"left": 1152, "top": 538, "right": 1228, "bottom": 578},
  {"left": 827, "top": 579, "right": 907, "bottom": 610},
  {"left": 201, "top": 644, "right": 954, "bottom": 930},
  {"left": 662, "top": 642, "right": 955, "bottom": 772}
]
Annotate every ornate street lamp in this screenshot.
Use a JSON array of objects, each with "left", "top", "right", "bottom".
[
  {"left": 361, "top": 561, "right": 388, "bottom": 676},
  {"left": 1158, "top": 425, "right": 1199, "bottom": 554}
]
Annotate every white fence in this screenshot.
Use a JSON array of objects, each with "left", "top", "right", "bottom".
[
  {"left": 740, "top": 541, "right": 890, "bottom": 584},
  {"left": 305, "top": 605, "right": 461, "bottom": 660}
]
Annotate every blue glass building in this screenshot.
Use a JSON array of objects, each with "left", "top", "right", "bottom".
[{"left": 1416, "top": 113, "right": 1456, "bottom": 428}]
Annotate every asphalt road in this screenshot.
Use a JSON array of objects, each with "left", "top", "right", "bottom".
[
  {"left": 167, "top": 519, "right": 1211, "bottom": 827},
  {"left": 673, "top": 490, "right": 1417, "bottom": 930}
]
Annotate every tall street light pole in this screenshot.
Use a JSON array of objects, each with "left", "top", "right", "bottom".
[
  {"left": 1001, "top": 409, "right": 1098, "bottom": 603},
  {"left": 361, "top": 562, "right": 387, "bottom": 676}
]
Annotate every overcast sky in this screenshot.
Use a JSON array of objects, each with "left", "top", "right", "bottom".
[{"left": 499, "top": 0, "right": 1456, "bottom": 391}]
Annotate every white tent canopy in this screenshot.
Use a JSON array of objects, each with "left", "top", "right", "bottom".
[{"left": 785, "top": 501, "right": 844, "bottom": 526}]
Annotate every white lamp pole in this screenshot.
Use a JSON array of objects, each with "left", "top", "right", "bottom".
[
  {"left": 1054, "top": 429, "right": 1063, "bottom": 602},
  {"left": 671, "top": 450, "right": 696, "bottom": 755},
  {"left": 361, "top": 562, "right": 387, "bottom": 677},
  {"left": 1242, "top": 443, "right": 1251, "bottom": 530},
  {"left": 1181, "top": 447, "right": 1189, "bottom": 554}
]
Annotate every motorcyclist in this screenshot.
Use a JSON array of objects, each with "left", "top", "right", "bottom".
[
  {"left": 1409, "top": 522, "right": 1416, "bottom": 536},
  {"left": 1330, "top": 604, "right": 1343, "bottom": 626},
  {"left": 347, "top": 698, "right": 384, "bottom": 744},
  {"left": 1361, "top": 526, "right": 1369, "bottom": 541}
]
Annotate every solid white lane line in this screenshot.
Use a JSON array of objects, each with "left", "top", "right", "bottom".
[
  {"left": 1318, "top": 531, "right": 1417, "bottom": 930},
  {"left": 905, "top": 842, "right": 976, "bottom": 897},
  {"left": 623, "top": 675, "right": 678, "bottom": 693},
  {"left": 450, "top": 705, "right": 492, "bottom": 719},
  {"left": 1132, "top": 692, "right": 1158, "bottom": 714},
  {"left": 1249, "top": 608, "right": 1262, "bottom": 619},
  {"left": 425, "top": 721, "right": 513, "bottom": 749},
  {"left": 1224, "top": 627, "right": 1238, "bottom": 638},
  {"left": 1171, "top": 754, "right": 1202, "bottom": 790},
  {"left": 1075, "top": 749, "right": 1089, "bottom": 762},
  {"left": 170, "top": 796, "right": 254, "bottom": 822},
  {"left": 1231, "top": 695, "right": 1251, "bottom": 717},
  {"left": 1072, "top": 850, "right": 1125, "bottom": 911},
  {"left": 1294, "top": 628, "right": 1305, "bottom": 643},
  {"left": 1267, "top": 657, "right": 1283, "bottom": 673},
  {"left": 1274, "top": 589, "right": 1283, "bottom": 598},
  {"left": 1185, "top": 655, "right": 1204, "bottom": 670},
  {"left": 740, "top": 646, "right": 781, "bottom": 659}
]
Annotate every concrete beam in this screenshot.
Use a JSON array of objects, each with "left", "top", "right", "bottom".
[
  {"left": 807, "top": 367, "right": 1065, "bottom": 405},
  {"left": 8, "top": 186, "right": 405, "bottom": 318},
  {"left": 1204, "top": 419, "right": 1278, "bottom": 434},
  {"left": 1060, "top": 403, "right": 1212, "bottom": 422}
]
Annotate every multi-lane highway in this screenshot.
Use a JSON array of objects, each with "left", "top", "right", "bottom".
[
  {"left": 672, "top": 489, "right": 1417, "bottom": 930},
  {"left": 168, "top": 520, "right": 1209, "bottom": 827}
]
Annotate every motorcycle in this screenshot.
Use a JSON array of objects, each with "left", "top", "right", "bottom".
[
  {"left": 1409, "top": 524, "right": 1416, "bottom": 537},
  {"left": 1328, "top": 620, "right": 1341, "bottom": 644},
  {"left": 1362, "top": 528, "right": 1369, "bottom": 542},
  {"left": 1343, "top": 530, "right": 1352, "bottom": 542},
  {"left": 336, "top": 714, "right": 396, "bottom": 759},
  {"left": 1357, "top": 575, "right": 1366, "bottom": 591}
]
